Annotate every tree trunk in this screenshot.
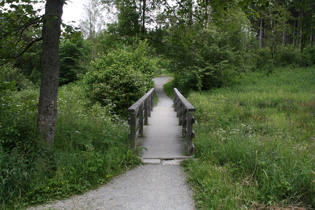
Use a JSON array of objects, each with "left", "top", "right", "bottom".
[
  {"left": 259, "top": 13, "right": 263, "bottom": 48},
  {"left": 310, "top": 6, "right": 314, "bottom": 47},
  {"left": 141, "top": 0, "right": 146, "bottom": 34},
  {"left": 38, "top": 0, "right": 64, "bottom": 144},
  {"left": 299, "top": 10, "right": 304, "bottom": 50}
]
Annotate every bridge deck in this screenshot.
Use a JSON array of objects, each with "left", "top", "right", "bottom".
[{"left": 140, "top": 77, "right": 186, "bottom": 159}]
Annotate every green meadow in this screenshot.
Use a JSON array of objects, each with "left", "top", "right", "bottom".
[{"left": 183, "top": 68, "right": 315, "bottom": 209}]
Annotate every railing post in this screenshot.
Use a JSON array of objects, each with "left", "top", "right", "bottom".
[
  {"left": 128, "top": 88, "right": 155, "bottom": 152},
  {"left": 150, "top": 91, "right": 154, "bottom": 112},
  {"left": 173, "top": 88, "right": 196, "bottom": 156},
  {"left": 139, "top": 103, "right": 144, "bottom": 136},
  {"left": 187, "top": 111, "right": 195, "bottom": 155},
  {"left": 144, "top": 99, "right": 149, "bottom": 125},
  {"left": 182, "top": 109, "right": 187, "bottom": 136},
  {"left": 128, "top": 110, "right": 137, "bottom": 152}
]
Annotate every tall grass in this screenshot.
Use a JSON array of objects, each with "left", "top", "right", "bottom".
[
  {"left": 184, "top": 67, "right": 315, "bottom": 209},
  {"left": 0, "top": 82, "right": 140, "bottom": 209}
]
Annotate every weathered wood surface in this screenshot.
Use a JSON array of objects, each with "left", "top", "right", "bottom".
[
  {"left": 128, "top": 88, "right": 154, "bottom": 151},
  {"left": 174, "top": 88, "right": 196, "bottom": 156}
]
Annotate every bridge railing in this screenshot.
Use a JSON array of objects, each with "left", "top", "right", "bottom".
[
  {"left": 174, "top": 88, "right": 196, "bottom": 155},
  {"left": 128, "top": 88, "right": 154, "bottom": 151}
]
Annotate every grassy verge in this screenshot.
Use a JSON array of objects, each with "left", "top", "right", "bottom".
[
  {"left": 163, "top": 77, "right": 175, "bottom": 99},
  {"left": 155, "top": 68, "right": 174, "bottom": 77},
  {"left": 184, "top": 67, "right": 315, "bottom": 209},
  {"left": 0, "top": 82, "right": 140, "bottom": 209}
]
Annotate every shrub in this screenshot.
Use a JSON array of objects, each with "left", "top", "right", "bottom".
[
  {"left": 0, "top": 87, "right": 44, "bottom": 208},
  {"left": 254, "top": 47, "right": 274, "bottom": 71},
  {"left": 302, "top": 46, "right": 315, "bottom": 66},
  {"left": 59, "top": 40, "right": 88, "bottom": 85},
  {"left": 0, "top": 63, "right": 34, "bottom": 90},
  {"left": 171, "top": 28, "right": 251, "bottom": 93},
  {"left": 0, "top": 83, "right": 141, "bottom": 209},
  {"left": 83, "top": 45, "right": 155, "bottom": 117},
  {"left": 175, "top": 60, "right": 237, "bottom": 94},
  {"left": 275, "top": 46, "right": 303, "bottom": 67}
]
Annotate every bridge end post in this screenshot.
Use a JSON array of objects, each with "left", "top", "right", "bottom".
[
  {"left": 128, "top": 110, "right": 137, "bottom": 152},
  {"left": 187, "top": 110, "right": 195, "bottom": 156},
  {"left": 174, "top": 88, "right": 196, "bottom": 156}
]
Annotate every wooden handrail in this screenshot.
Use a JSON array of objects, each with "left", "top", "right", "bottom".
[
  {"left": 174, "top": 88, "right": 196, "bottom": 155},
  {"left": 128, "top": 88, "right": 154, "bottom": 151}
]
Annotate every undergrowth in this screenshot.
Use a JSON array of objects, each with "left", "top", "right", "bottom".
[
  {"left": 0, "top": 82, "right": 140, "bottom": 209},
  {"left": 184, "top": 67, "right": 315, "bottom": 209},
  {"left": 163, "top": 77, "right": 175, "bottom": 99}
]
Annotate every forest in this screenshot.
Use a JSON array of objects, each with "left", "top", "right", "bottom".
[{"left": 0, "top": 0, "right": 314, "bottom": 209}]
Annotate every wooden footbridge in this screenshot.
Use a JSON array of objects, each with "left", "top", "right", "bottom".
[{"left": 128, "top": 77, "right": 196, "bottom": 160}]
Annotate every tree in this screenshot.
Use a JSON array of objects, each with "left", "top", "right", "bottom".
[
  {"left": 1, "top": 0, "right": 65, "bottom": 144},
  {"left": 79, "top": 0, "right": 105, "bottom": 39},
  {"left": 0, "top": 0, "right": 43, "bottom": 63},
  {"left": 117, "top": 0, "right": 140, "bottom": 38},
  {"left": 37, "top": 0, "right": 64, "bottom": 144},
  {"left": 79, "top": 0, "right": 105, "bottom": 59},
  {"left": 59, "top": 37, "right": 89, "bottom": 85}
]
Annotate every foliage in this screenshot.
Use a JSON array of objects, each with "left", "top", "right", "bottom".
[
  {"left": 163, "top": 77, "right": 175, "bottom": 99},
  {"left": 83, "top": 42, "right": 156, "bottom": 117},
  {"left": 0, "top": 63, "right": 35, "bottom": 90},
  {"left": 172, "top": 28, "right": 252, "bottom": 93},
  {"left": 0, "top": 87, "right": 41, "bottom": 208},
  {"left": 254, "top": 46, "right": 315, "bottom": 70},
  {"left": 161, "top": 5, "right": 255, "bottom": 93},
  {"left": 116, "top": 0, "right": 141, "bottom": 38},
  {"left": 0, "top": 0, "right": 43, "bottom": 62},
  {"left": 254, "top": 47, "right": 274, "bottom": 71},
  {"left": 302, "top": 47, "right": 315, "bottom": 67},
  {"left": 0, "top": 83, "right": 140, "bottom": 209},
  {"left": 25, "top": 83, "right": 140, "bottom": 205},
  {"left": 275, "top": 46, "right": 304, "bottom": 67},
  {"left": 185, "top": 67, "right": 315, "bottom": 209},
  {"left": 59, "top": 38, "right": 89, "bottom": 85}
]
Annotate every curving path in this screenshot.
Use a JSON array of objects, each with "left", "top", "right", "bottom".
[{"left": 28, "top": 77, "right": 195, "bottom": 210}]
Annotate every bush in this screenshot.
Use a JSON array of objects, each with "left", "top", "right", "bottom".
[
  {"left": 254, "top": 47, "right": 274, "bottom": 71},
  {"left": 0, "top": 87, "right": 44, "bottom": 208},
  {"left": 0, "top": 63, "right": 35, "bottom": 90},
  {"left": 83, "top": 44, "right": 155, "bottom": 117},
  {"left": 170, "top": 28, "right": 251, "bottom": 93},
  {"left": 174, "top": 46, "right": 245, "bottom": 93},
  {"left": 175, "top": 60, "right": 237, "bottom": 94},
  {"left": 59, "top": 39, "right": 89, "bottom": 85},
  {"left": 302, "top": 47, "right": 315, "bottom": 66},
  {"left": 0, "top": 83, "right": 141, "bottom": 209},
  {"left": 275, "top": 46, "right": 303, "bottom": 67}
]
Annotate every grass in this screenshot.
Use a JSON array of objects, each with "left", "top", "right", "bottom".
[
  {"left": 0, "top": 82, "right": 141, "bottom": 209},
  {"left": 163, "top": 77, "right": 175, "bottom": 99},
  {"left": 183, "top": 67, "right": 315, "bottom": 209},
  {"left": 155, "top": 68, "right": 175, "bottom": 77}
]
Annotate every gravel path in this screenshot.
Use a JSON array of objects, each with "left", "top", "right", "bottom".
[
  {"left": 29, "top": 165, "right": 195, "bottom": 210},
  {"left": 28, "top": 77, "right": 195, "bottom": 210}
]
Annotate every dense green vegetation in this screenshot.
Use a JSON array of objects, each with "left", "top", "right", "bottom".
[
  {"left": 0, "top": 79, "right": 141, "bottom": 209},
  {"left": 1, "top": 0, "right": 315, "bottom": 209},
  {"left": 182, "top": 67, "right": 315, "bottom": 209}
]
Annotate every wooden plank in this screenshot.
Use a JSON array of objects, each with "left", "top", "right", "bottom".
[
  {"left": 128, "top": 88, "right": 154, "bottom": 112},
  {"left": 174, "top": 88, "right": 196, "bottom": 111}
]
